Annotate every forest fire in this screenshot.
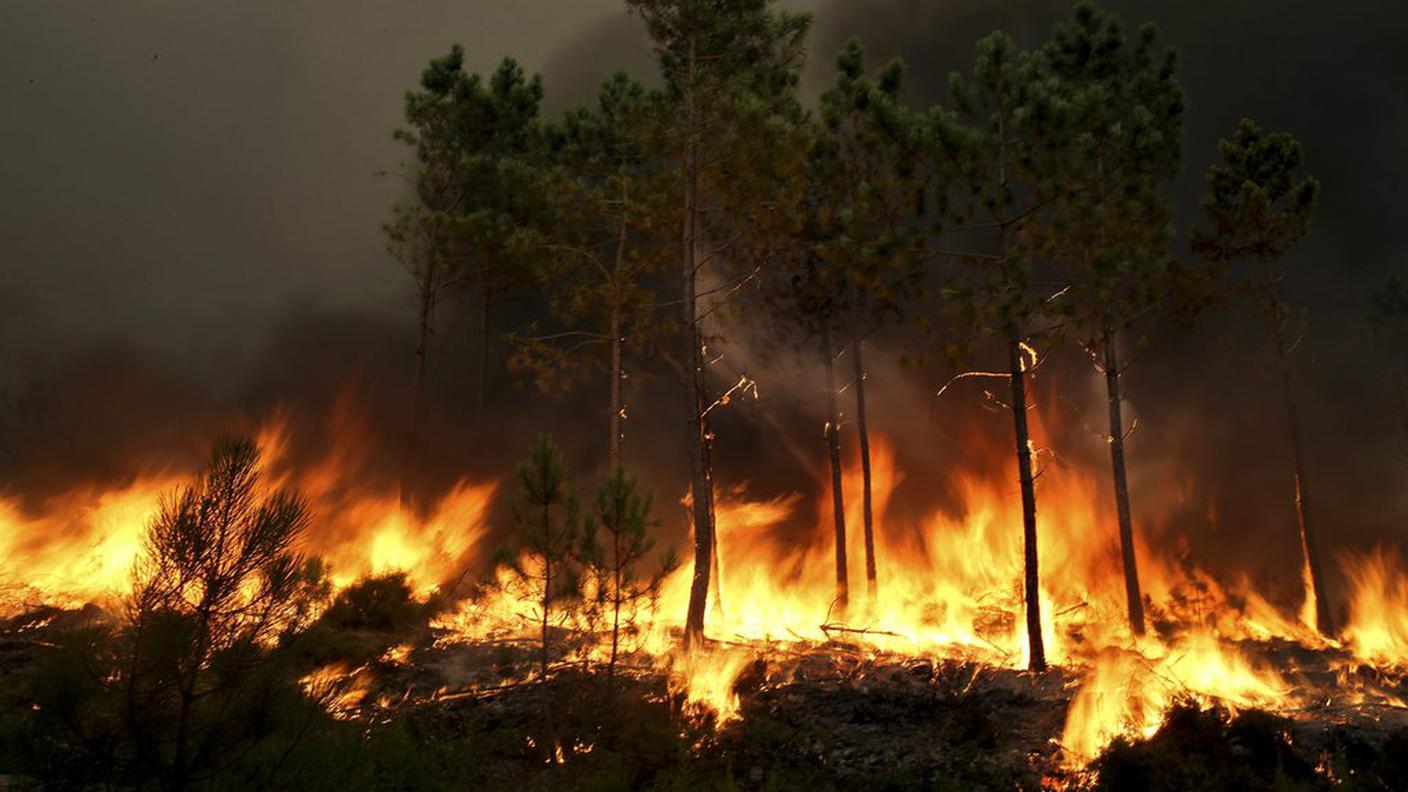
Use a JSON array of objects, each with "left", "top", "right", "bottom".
[
  {"left": 7, "top": 0, "right": 1408, "bottom": 787},
  {"left": 3, "top": 396, "right": 1406, "bottom": 778}
]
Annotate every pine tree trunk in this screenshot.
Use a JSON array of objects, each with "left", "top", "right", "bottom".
[
  {"left": 1267, "top": 275, "right": 1334, "bottom": 635},
  {"left": 708, "top": 465, "right": 724, "bottom": 615},
  {"left": 414, "top": 273, "right": 433, "bottom": 415},
  {"left": 682, "top": 37, "right": 717, "bottom": 648},
  {"left": 851, "top": 327, "right": 877, "bottom": 599},
  {"left": 609, "top": 309, "right": 623, "bottom": 473},
  {"left": 609, "top": 183, "right": 628, "bottom": 473},
  {"left": 1008, "top": 327, "right": 1046, "bottom": 672},
  {"left": 1102, "top": 329, "right": 1145, "bottom": 637},
  {"left": 475, "top": 282, "right": 491, "bottom": 435},
  {"left": 171, "top": 610, "right": 212, "bottom": 790},
  {"left": 408, "top": 268, "right": 434, "bottom": 466},
  {"left": 822, "top": 324, "right": 849, "bottom": 610},
  {"left": 541, "top": 499, "right": 552, "bottom": 679},
  {"left": 609, "top": 529, "right": 622, "bottom": 693}
]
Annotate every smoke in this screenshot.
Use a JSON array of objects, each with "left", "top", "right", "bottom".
[
  {"left": 796, "top": 0, "right": 1408, "bottom": 590},
  {"left": 3, "top": 0, "right": 1407, "bottom": 607}
]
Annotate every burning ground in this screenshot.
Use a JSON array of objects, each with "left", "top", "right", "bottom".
[{"left": 2, "top": 369, "right": 1408, "bottom": 790}]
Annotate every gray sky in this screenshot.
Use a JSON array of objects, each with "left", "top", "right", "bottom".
[
  {"left": 8, "top": 0, "right": 1402, "bottom": 394},
  {"left": 0, "top": 1, "right": 652, "bottom": 389}
]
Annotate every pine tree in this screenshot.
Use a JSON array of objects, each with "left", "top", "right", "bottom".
[
  {"left": 757, "top": 130, "right": 855, "bottom": 609},
  {"left": 758, "top": 39, "right": 921, "bottom": 610},
  {"left": 817, "top": 39, "right": 924, "bottom": 601},
  {"left": 386, "top": 47, "right": 471, "bottom": 445},
  {"left": 920, "top": 31, "right": 1072, "bottom": 672},
  {"left": 127, "top": 437, "right": 326, "bottom": 788},
  {"left": 505, "top": 433, "right": 583, "bottom": 677},
  {"left": 1042, "top": 2, "right": 1186, "bottom": 638},
  {"left": 1191, "top": 118, "right": 1328, "bottom": 634},
  {"left": 392, "top": 49, "right": 553, "bottom": 434},
  {"left": 626, "top": 0, "right": 811, "bottom": 647},
  {"left": 508, "top": 74, "right": 670, "bottom": 472},
  {"left": 580, "top": 469, "right": 678, "bottom": 691}
]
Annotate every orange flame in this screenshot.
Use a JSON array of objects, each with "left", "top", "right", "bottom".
[{"left": 5, "top": 390, "right": 1408, "bottom": 769}]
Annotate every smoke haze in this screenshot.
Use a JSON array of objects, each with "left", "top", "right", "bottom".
[{"left": 2, "top": 1, "right": 1406, "bottom": 606}]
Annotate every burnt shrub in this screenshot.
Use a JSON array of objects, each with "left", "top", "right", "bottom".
[{"left": 1090, "top": 701, "right": 1317, "bottom": 792}]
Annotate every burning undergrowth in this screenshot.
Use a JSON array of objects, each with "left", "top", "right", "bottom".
[{"left": 3, "top": 381, "right": 1408, "bottom": 789}]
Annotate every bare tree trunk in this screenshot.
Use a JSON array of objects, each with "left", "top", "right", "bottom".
[
  {"left": 991, "top": 95, "right": 1043, "bottom": 671},
  {"left": 708, "top": 471, "right": 724, "bottom": 616},
  {"left": 541, "top": 498, "right": 553, "bottom": 679},
  {"left": 1102, "top": 329, "right": 1145, "bottom": 637},
  {"left": 682, "top": 37, "right": 717, "bottom": 649},
  {"left": 609, "top": 310, "right": 624, "bottom": 472},
  {"left": 822, "top": 324, "right": 849, "bottom": 610},
  {"left": 850, "top": 326, "right": 877, "bottom": 599},
  {"left": 1008, "top": 326, "right": 1046, "bottom": 672},
  {"left": 475, "top": 282, "right": 491, "bottom": 436},
  {"left": 608, "top": 181, "right": 629, "bottom": 473},
  {"left": 407, "top": 270, "right": 435, "bottom": 479},
  {"left": 413, "top": 273, "right": 434, "bottom": 420},
  {"left": 608, "top": 529, "right": 622, "bottom": 692},
  {"left": 1266, "top": 275, "right": 1334, "bottom": 635},
  {"left": 539, "top": 505, "right": 554, "bottom": 745}
]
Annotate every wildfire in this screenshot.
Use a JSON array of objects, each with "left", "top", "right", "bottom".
[
  {"left": 0, "top": 476, "right": 181, "bottom": 611},
  {"left": 672, "top": 648, "right": 757, "bottom": 723},
  {"left": 300, "top": 662, "right": 375, "bottom": 719},
  {"left": 1342, "top": 547, "right": 1408, "bottom": 667},
  {"left": 4, "top": 391, "right": 1408, "bottom": 772}
]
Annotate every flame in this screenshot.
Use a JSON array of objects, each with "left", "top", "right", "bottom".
[
  {"left": 257, "top": 402, "right": 496, "bottom": 595},
  {"left": 0, "top": 391, "right": 494, "bottom": 612},
  {"left": 1341, "top": 546, "right": 1408, "bottom": 667},
  {"left": 300, "top": 662, "right": 373, "bottom": 719},
  {"left": 671, "top": 648, "right": 755, "bottom": 723},
  {"left": 0, "top": 476, "right": 180, "bottom": 611},
  {"left": 6, "top": 387, "right": 1408, "bottom": 770},
  {"left": 1060, "top": 631, "right": 1291, "bottom": 765}
]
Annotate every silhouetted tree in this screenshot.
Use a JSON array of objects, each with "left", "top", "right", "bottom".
[
  {"left": 509, "top": 74, "right": 671, "bottom": 471},
  {"left": 1191, "top": 118, "right": 1328, "bottom": 634},
  {"left": 1042, "top": 2, "right": 1186, "bottom": 637},
  {"left": 392, "top": 49, "right": 552, "bottom": 433},
  {"left": 758, "top": 149, "right": 855, "bottom": 608},
  {"left": 757, "top": 40, "right": 921, "bottom": 610},
  {"left": 920, "top": 30, "right": 1072, "bottom": 672},
  {"left": 815, "top": 38, "right": 923, "bottom": 601},
  {"left": 579, "top": 469, "right": 678, "bottom": 691},
  {"left": 21, "top": 437, "right": 328, "bottom": 789},
  {"left": 505, "top": 433, "right": 583, "bottom": 677}
]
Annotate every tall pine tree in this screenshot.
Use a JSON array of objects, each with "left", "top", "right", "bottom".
[
  {"left": 509, "top": 73, "right": 670, "bottom": 472},
  {"left": 627, "top": 0, "right": 810, "bottom": 647},
  {"left": 392, "top": 49, "right": 552, "bottom": 435},
  {"left": 1042, "top": 2, "right": 1185, "bottom": 637},
  {"left": 1191, "top": 118, "right": 1328, "bottom": 634},
  {"left": 921, "top": 31, "right": 1071, "bottom": 672}
]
